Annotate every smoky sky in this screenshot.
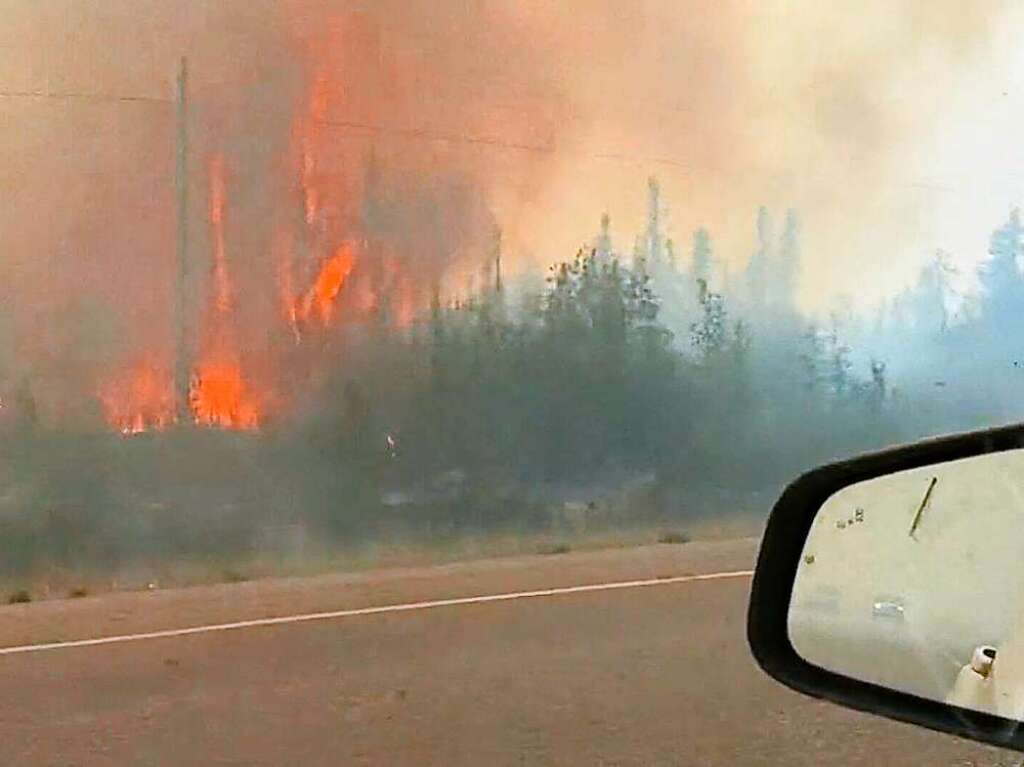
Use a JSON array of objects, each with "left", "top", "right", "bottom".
[{"left": 0, "top": 0, "right": 1017, "bottom": 404}]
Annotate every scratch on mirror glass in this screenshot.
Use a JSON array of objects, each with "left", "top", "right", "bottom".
[{"left": 908, "top": 476, "right": 938, "bottom": 539}]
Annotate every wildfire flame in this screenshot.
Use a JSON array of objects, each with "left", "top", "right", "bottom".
[
  {"left": 189, "top": 360, "right": 260, "bottom": 430},
  {"left": 99, "top": 28, "right": 436, "bottom": 437},
  {"left": 297, "top": 242, "right": 356, "bottom": 325},
  {"left": 191, "top": 152, "right": 264, "bottom": 430}
]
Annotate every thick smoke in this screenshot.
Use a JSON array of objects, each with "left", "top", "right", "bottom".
[
  {"left": 0, "top": 0, "right": 1014, "bottom": 420},
  {"left": 0, "top": 0, "right": 567, "bottom": 422}
]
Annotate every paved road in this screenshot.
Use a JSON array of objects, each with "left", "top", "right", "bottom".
[{"left": 0, "top": 539, "right": 1017, "bottom": 766}]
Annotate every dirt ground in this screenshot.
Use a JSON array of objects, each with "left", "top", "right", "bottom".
[{"left": 0, "top": 539, "right": 1017, "bottom": 766}]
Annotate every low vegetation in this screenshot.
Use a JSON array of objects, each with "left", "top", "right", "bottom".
[
  {"left": 539, "top": 543, "right": 572, "bottom": 556},
  {"left": 657, "top": 531, "right": 691, "bottom": 545}
]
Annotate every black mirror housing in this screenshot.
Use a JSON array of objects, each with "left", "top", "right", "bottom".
[{"left": 748, "top": 421, "right": 1024, "bottom": 751}]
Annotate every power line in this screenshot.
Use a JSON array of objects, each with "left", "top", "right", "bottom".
[
  {"left": 0, "top": 91, "right": 984, "bottom": 192},
  {"left": 319, "top": 118, "right": 551, "bottom": 153},
  {"left": 316, "top": 118, "right": 693, "bottom": 171},
  {"left": 0, "top": 90, "right": 688, "bottom": 169},
  {"left": 0, "top": 87, "right": 691, "bottom": 171},
  {"left": 0, "top": 89, "right": 170, "bottom": 104}
]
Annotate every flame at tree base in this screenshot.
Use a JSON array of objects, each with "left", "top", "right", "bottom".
[
  {"left": 100, "top": 359, "right": 263, "bottom": 435},
  {"left": 98, "top": 30, "right": 434, "bottom": 437},
  {"left": 189, "top": 360, "right": 261, "bottom": 431}
]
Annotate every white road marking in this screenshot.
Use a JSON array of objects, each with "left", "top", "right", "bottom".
[{"left": 0, "top": 569, "right": 754, "bottom": 656}]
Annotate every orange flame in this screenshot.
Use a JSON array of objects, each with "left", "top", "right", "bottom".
[
  {"left": 189, "top": 360, "right": 261, "bottom": 430},
  {"left": 191, "top": 153, "right": 263, "bottom": 429},
  {"left": 100, "top": 42, "right": 445, "bottom": 435},
  {"left": 297, "top": 242, "right": 356, "bottom": 326},
  {"left": 100, "top": 152, "right": 265, "bottom": 435}
]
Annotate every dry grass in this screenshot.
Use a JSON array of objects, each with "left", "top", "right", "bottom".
[
  {"left": 538, "top": 543, "right": 572, "bottom": 555},
  {"left": 0, "top": 512, "right": 763, "bottom": 604},
  {"left": 7, "top": 589, "right": 31, "bottom": 604},
  {"left": 657, "top": 531, "right": 691, "bottom": 544}
]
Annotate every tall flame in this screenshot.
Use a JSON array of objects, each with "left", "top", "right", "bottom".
[
  {"left": 297, "top": 242, "right": 356, "bottom": 325},
  {"left": 99, "top": 30, "right": 439, "bottom": 436},
  {"left": 189, "top": 152, "right": 264, "bottom": 430}
]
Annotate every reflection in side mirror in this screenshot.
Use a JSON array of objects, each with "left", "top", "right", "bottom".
[
  {"left": 789, "top": 448, "right": 1024, "bottom": 720},
  {"left": 748, "top": 425, "right": 1024, "bottom": 752}
]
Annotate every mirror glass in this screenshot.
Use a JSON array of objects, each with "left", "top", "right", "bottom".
[{"left": 789, "top": 447, "right": 1024, "bottom": 719}]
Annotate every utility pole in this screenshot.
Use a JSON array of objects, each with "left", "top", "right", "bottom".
[
  {"left": 174, "top": 57, "right": 191, "bottom": 425},
  {"left": 494, "top": 230, "right": 502, "bottom": 294}
]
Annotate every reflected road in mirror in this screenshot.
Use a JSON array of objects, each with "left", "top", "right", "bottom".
[{"left": 789, "top": 447, "right": 1024, "bottom": 720}]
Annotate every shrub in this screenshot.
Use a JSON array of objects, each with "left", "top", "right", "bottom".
[
  {"left": 539, "top": 543, "right": 571, "bottom": 555},
  {"left": 658, "top": 531, "right": 691, "bottom": 544},
  {"left": 7, "top": 589, "right": 31, "bottom": 604}
]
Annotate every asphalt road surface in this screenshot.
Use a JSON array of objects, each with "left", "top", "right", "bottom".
[{"left": 0, "top": 539, "right": 1018, "bottom": 766}]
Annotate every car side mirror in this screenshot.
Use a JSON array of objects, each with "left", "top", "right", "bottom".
[{"left": 748, "top": 422, "right": 1024, "bottom": 751}]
